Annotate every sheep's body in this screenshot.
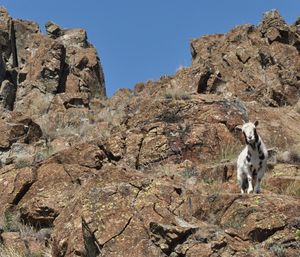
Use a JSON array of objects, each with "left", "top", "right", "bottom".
[{"left": 237, "top": 121, "right": 268, "bottom": 194}]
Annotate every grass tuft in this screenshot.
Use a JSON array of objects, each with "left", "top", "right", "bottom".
[{"left": 164, "top": 88, "right": 191, "bottom": 100}]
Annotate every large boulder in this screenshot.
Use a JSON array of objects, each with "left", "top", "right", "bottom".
[
  {"left": 16, "top": 143, "right": 108, "bottom": 227},
  {"left": 0, "top": 113, "right": 42, "bottom": 165}
]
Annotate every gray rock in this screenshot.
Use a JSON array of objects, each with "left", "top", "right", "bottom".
[{"left": 0, "top": 80, "right": 16, "bottom": 110}]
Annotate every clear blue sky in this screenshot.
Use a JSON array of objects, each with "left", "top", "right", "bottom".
[{"left": 1, "top": 1, "right": 299, "bottom": 97}]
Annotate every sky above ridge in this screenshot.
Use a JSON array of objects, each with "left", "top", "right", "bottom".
[{"left": 0, "top": 0, "right": 299, "bottom": 97}]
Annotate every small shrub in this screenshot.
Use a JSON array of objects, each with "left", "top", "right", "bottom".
[
  {"left": 223, "top": 219, "right": 242, "bottom": 229},
  {"left": 214, "top": 142, "right": 242, "bottom": 163},
  {"left": 37, "top": 107, "right": 115, "bottom": 145},
  {"left": 34, "top": 150, "right": 53, "bottom": 163},
  {"left": 2, "top": 210, "right": 19, "bottom": 232},
  {"left": 182, "top": 167, "right": 198, "bottom": 178},
  {"left": 203, "top": 177, "right": 214, "bottom": 185},
  {"left": 269, "top": 244, "right": 286, "bottom": 257},
  {"left": 0, "top": 212, "right": 52, "bottom": 257},
  {"left": 285, "top": 181, "right": 300, "bottom": 197},
  {"left": 157, "top": 108, "right": 182, "bottom": 123},
  {"left": 18, "top": 222, "right": 38, "bottom": 239},
  {"left": 0, "top": 245, "right": 46, "bottom": 257},
  {"left": 157, "top": 164, "right": 173, "bottom": 177},
  {"left": 14, "top": 158, "right": 32, "bottom": 169},
  {"left": 264, "top": 132, "right": 293, "bottom": 151},
  {"left": 0, "top": 245, "right": 25, "bottom": 257},
  {"left": 295, "top": 229, "right": 300, "bottom": 240}
]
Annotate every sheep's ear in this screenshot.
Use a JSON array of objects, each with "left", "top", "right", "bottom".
[
  {"left": 254, "top": 120, "right": 259, "bottom": 127},
  {"left": 235, "top": 125, "right": 243, "bottom": 131}
]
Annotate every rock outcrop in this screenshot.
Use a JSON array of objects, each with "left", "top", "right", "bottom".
[
  {"left": 133, "top": 10, "right": 300, "bottom": 108},
  {"left": 0, "top": 7, "right": 300, "bottom": 257},
  {"left": 0, "top": 7, "right": 106, "bottom": 120}
]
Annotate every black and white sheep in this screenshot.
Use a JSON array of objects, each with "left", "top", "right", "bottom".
[{"left": 236, "top": 121, "right": 268, "bottom": 194}]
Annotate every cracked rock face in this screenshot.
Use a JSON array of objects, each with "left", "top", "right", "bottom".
[
  {"left": 0, "top": 8, "right": 300, "bottom": 257},
  {"left": 50, "top": 165, "right": 300, "bottom": 257},
  {"left": 133, "top": 9, "right": 300, "bottom": 108},
  {"left": 0, "top": 7, "right": 106, "bottom": 119},
  {"left": 189, "top": 12, "right": 300, "bottom": 107}
]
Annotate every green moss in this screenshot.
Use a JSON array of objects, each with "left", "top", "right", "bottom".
[
  {"left": 3, "top": 210, "right": 19, "bottom": 232},
  {"left": 295, "top": 229, "right": 300, "bottom": 240}
]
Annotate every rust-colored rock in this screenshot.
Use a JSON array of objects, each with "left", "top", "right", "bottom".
[
  {"left": 13, "top": 19, "right": 40, "bottom": 69},
  {"left": 189, "top": 11, "right": 300, "bottom": 107},
  {"left": 0, "top": 8, "right": 300, "bottom": 257},
  {"left": 0, "top": 113, "right": 42, "bottom": 154}
]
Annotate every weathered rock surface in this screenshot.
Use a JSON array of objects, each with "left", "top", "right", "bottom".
[
  {"left": 189, "top": 11, "right": 300, "bottom": 107},
  {"left": 0, "top": 7, "right": 300, "bottom": 257},
  {"left": 0, "top": 112, "right": 42, "bottom": 156},
  {"left": 0, "top": 80, "right": 16, "bottom": 110},
  {"left": 49, "top": 164, "right": 300, "bottom": 257},
  {"left": 0, "top": 7, "right": 106, "bottom": 121},
  {"left": 133, "top": 10, "right": 300, "bottom": 108}
]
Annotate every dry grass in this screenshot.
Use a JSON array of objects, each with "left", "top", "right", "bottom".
[
  {"left": 294, "top": 100, "right": 300, "bottom": 114},
  {"left": 164, "top": 88, "right": 191, "bottom": 100},
  {"left": 0, "top": 245, "right": 25, "bottom": 257},
  {"left": 0, "top": 245, "right": 51, "bottom": 257},
  {"left": 2, "top": 210, "right": 20, "bottom": 232},
  {"left": 213, "top": 141, "right": 242, "bottom": 164},
  {"left": 263, "top": 122, "right": 299, "bottom": 152},
  {"left": 1, "top": 211, "right": 52, "bottom": 257},
  {"left": 36, "top": 101, "right": 127, "bottom": 146},
  {"left": 285, "top": 181, "right": 300, "bottom": 197}
]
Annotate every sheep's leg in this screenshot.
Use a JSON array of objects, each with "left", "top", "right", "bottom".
[
  {"left": 237, "top": 170, "right": 247, "bottom": 194},
  {"left": 254, "top": 168, "right": 265, "bottom": 193},
  {"left": 247, "top": 173, "right": 253, "bottom": 194}
]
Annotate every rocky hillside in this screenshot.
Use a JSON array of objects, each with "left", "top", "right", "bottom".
[{"left": 0, "top": 7, "right": 300, "bottom": 257}]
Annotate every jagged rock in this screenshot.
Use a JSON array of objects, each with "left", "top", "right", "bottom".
[
  {"left": 105, "top": 95, "right": 244, "bottom": 168},
  {"left": 45, "top": 21, "right": 61, "bottom": 38},
  {"left": 20, "top": 35, "right": 65, "bottom": 93},
  {"left": 0, "top": 8, "right": 300, "bottom": 257},
  {"left": 259, "top": 9, "right": 290, "bottom": 43},
  {"left": 1, "top": 9, "right": 106, "bottom": 120},
  {"left": 0, "top": 80, "right": 17, "bottom": 110},
  {"left": 17, "top": 143, "right": 108, "bottom": 227},
  {"left": 49, "top": 92, "right": 90, "bottom": 112},
  {"left": 0, "top": 113, "right": 42, "bottom": 155},
  {"left": 264, "top": 164, "right": 300, "bottom": 196},
  {"left": 189, "top": 12, "right": 300, "bottom": 106},
  {"left": 0, "top": 7, "right": 13, "bottom": 66},
  {"left": 14, "top": 88, "right": 54, "bottom": 117},
  {"left": 49, "top": 164, "right": 300, "bottom": 257},
  {"left": 13, "top": 19, "right": 40, "bottom": 68},
  {"left": 59, "top": 28, "right": 88, "bottom": 48},
  {"left": 0, "top": 55, "right": 6, "bottom": 83},
  {"left": 0, "top": 166, "right": 34, "bottom": 216},
  {"left": 61, "top": 40, "right": 106, "bottom": 98},
  {"left": 51, "top": 165, "right": 186, "bottom": 257}
]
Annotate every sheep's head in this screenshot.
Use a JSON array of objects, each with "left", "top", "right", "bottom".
[{"left": 236, "top": 121, "right": 259, "bottom": 145}]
